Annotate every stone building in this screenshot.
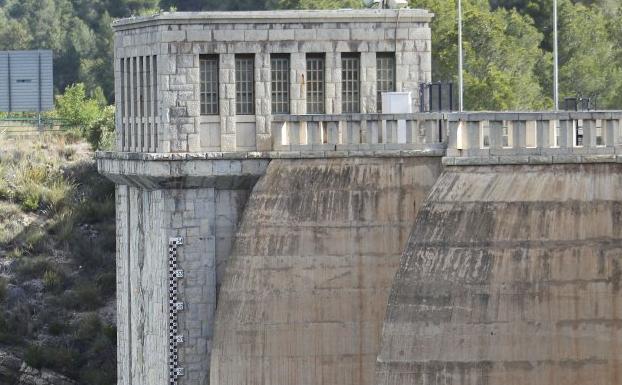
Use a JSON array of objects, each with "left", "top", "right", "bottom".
[
  {"left": 113, "top": 9, "right": 432, "bottom": 154},
  {"left": 105, "top": 8, "right": 434, "bottom": 385}
]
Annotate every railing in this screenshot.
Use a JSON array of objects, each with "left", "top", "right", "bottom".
[
  {"left": 445, "top": 112, "right": 622, "bottom": 160},
  {"left": 271, "top": 113, "right": 447, "bottom": 152}
]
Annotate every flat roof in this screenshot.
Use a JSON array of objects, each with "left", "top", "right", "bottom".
[{"left": 112, "top": 9, "right": 434, "bottom": 31}]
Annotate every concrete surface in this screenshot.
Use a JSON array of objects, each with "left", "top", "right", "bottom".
[
  {"left": 377, "top": 163, "right": 622, "bottom": 385},
  {"left": 210, "top": 156, "right": 442, "bottom": 385}
]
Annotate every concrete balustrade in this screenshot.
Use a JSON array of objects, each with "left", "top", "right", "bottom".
[
  {"left": 443, "top": 112, "right": 622, "bottom": 165},
  {"left": 271, "top": 112, "right": 446, "bottom": 153}
]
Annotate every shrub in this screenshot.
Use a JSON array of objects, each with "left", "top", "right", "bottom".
[
  {"left": 76, "top": 313, "right": 102, "bottom": 342},
  {"left": 96, "top": 272, "right": 116, "bottom": 297},
  {"left": 16, "top": 257, "right": 54, "bottom": 280},
  {"left": 86, "top": 105, "right": 115, "bottom": 150},
  {"left": 0, "top": 277, "right": 7, "bottom": 302},
  {"left": 62, "top": 281, "right": 102, "bottom": 311},
  {"left": 43, "top": 270, "right": 65, "bottom": 293},
  {"left": 25, "top": 345, "right": 45, "bottom": 369},
  {"left": 55, "top": 84, "right": 101, "bottom": 133},
  {"left": 48, "top": 321, "right": 66, "bottom": 336}
]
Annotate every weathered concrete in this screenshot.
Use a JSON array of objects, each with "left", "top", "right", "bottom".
[
  {"left": 377, "top": 163, "right": 622, "bottom": 385},
  {"left": 210, "top": 156, "right": 442, "bottom": 385}
]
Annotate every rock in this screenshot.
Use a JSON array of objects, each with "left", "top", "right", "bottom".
[
  {"left": 0, "top": 351, "right": 22, "bottom": 384},
  {"left": 18, "top": 364, "right": 77, "bottom": 385}
]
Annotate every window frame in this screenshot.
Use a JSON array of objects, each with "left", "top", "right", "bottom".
[
  {"left": 271, "top": 54, "right": 290, "bottom": 115},
  {"left": 235, "top": 54, "right": 255, "bottom": 116},
  {"left": 376, "top": 52, "right": 396, "bottom": 113},
  {"left": 341, "top": 52, "right": 361, "bottom": 114},
  {"left": 306, "top": 53, "right": 325, "bottom": 114},
  {"left": 200, "top": 54, "right": 220, "bottom": 116}
]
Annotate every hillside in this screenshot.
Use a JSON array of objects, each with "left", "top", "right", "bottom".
[{"left": 0, "top": 132, "right": 116, "bottom": 385}]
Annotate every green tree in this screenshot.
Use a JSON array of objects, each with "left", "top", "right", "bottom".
[
  {"left": 556, "top": 0, "right": 621, "bottom": 108},
  {"left": 411, "top": 0, "right": 548, "bottom": 110}
]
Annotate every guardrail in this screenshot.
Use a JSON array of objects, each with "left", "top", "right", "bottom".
[
  {"left": 0, "top": 117, "right": 73, "bottom": 136},
  {"left": 271, "top": 113, "right": 447, "bottom": 152}
]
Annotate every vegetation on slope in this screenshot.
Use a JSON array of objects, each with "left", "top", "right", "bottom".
[{"left": 0, "top": 95, "right": 117, "bottom": 383}]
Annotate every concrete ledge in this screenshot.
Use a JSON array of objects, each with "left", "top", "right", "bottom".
[
  {"left": 97, "top": 156, "right": 269, "bottom": 189},
  {"left": 112, "top": 9, "right": 435, "bottom": 31},
  {"left": 443, "top": 154, "right": 622, "bottom": 166}
]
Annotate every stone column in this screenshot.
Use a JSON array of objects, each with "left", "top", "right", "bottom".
[
  {"left": 220, "top": 53, "right": 236, "bottom": 151},
  {"left": 290, "top": 53, "right": 305, "bottom": 115},
  {"left": 361, "top": 52, "right": 376, "bottom": 114},
  {"left": 255, "top": 52, "right": 271, "bottom": 151},
  {"left": 326, "top": 51, "right": 340, "bottom": 114},
  {"left": 100, "top": 156, "right": 269, "bottom": 385}
]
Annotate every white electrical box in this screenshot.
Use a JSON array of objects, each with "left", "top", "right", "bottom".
[
  {"left": 388, "top": 0, "right": 409, "bottom": 9},
  {"left": 381, "top": 92, "right": 412, "bottom": 144},
  {"left": 381, "top": 92, "right": 412, "bottom": 114}
]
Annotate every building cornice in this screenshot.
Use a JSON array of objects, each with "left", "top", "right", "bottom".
[{"left": 112, "top": 9, "right": 434, "bottom": 31}]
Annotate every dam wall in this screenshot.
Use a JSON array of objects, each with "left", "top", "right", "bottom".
[
  {"left": 210, "top": 156, "right": 442, "bottom": 385},
  {"left": 376, "top": 163, "right": 622, "bottom": 385}
]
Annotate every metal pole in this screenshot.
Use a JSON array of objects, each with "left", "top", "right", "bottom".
[
  {"left": 458, "top": 0, "right": 464, "bottom": 112},
  {"left": 553, "top": 0, "right": 559, "bottom": 111}
]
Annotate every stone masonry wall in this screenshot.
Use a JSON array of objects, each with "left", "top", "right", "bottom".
[
  {"left": 113, "top": 10, "right": 433, "bottom": 153},
  {"left": 115, "top": 184, "right": 251, "bottom": 385}
]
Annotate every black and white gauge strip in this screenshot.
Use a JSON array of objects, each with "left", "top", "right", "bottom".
[{"left": 168, "top": 237, "right": 185, "bottom": 384}]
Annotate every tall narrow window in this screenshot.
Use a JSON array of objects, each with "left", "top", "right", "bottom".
[
  {"left": 235, "top": 54, "right": 254, "bottom": 115},
  {"left": 341, "top": 53, "right": 360, "bottom": 113},
  {"left": 306, "top": 54, "right": 325, "bottom": 114},
  {"left": 200, "top": 55, "right": 219, "bottom": 115},
  {"left": 271, "top": 54, "right": 290, "bottom": 114},
  {"left": 376, "top": 52, "right": 395, "bottom": 112}
]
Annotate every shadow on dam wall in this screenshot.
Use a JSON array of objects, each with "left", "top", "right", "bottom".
[
  {"left": 377, "top": 163, "right": 622, "bottom": 385},
  {"left": 210, "top": 156, "right": 442, "bottom": 385}
]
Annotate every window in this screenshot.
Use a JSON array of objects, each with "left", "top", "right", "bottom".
[
  {"left": 200, "top": 55, "right": 219, "bottom": 115},
  {"left": 271, "top": 54, "right": 290, "bottom": 114},
  {"left": 235, "top": 55, "right": 254, "bottom": 115},
  {"left": 596, "top": 119, "right": 604, "bottom": 146},
  {"left": 341, "top": 53, "right": 360, "bottom": 113},
  {"left": 480, "top": 121, "right": 490, "bottom": 149},
  {"left": 306, "top": 54, "right": 325, "bottom": 114},
  {"left": 502, "top": 121, "right": 513, "bottom": 148},
  {"left": 376, "top": 53, "right": 395, "bottom": 112},
  {"left": 526, "top": 121, "right": 537, "bottom": 148}
]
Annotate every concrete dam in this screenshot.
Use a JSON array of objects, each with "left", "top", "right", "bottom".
[{"left": 98, "top": 9, "right": 622, "bottom": 385}]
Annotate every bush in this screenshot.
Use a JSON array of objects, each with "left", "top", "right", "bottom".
[
  {"left": 16, "top": 257, "right": 54, "bottom": 280},
  {"left": 55, "top": 83, "right": 116, "bottom": 150},
  {"left": 55, "top": 84, "right": 101, "bottom": 134},
  {"left": 0, "top": 277, "right": 7, "bottom": 302},
  {"left": 43, "top": 270, "right": 65, "bottom": 293},
  {"left": 48, "top": 321, "right": 66, "bottom": 336},
  {"left": 62, "top": 281, "right": 102, "bottom": 311},
  {"left": 25, "top": 345, "right": 45, "bottom": 369},
  {"left": 86, "top": 105, "right": 115, "bottom": 151}
]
